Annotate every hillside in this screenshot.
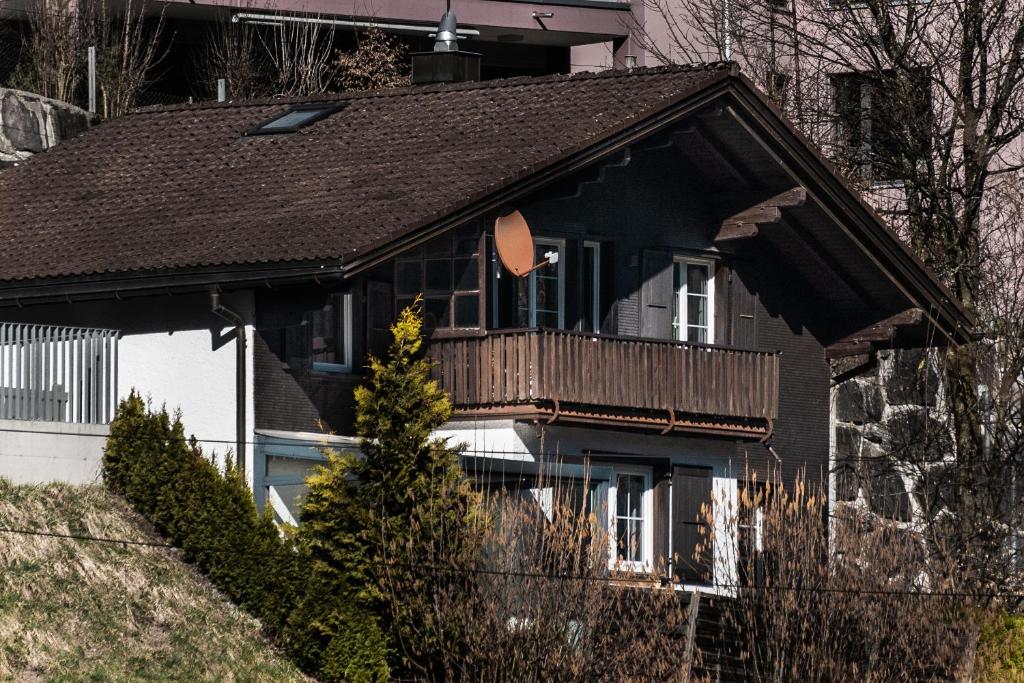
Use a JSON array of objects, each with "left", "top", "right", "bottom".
[{"left": 0, "top": 479, "right": 308, "bottom": 682}]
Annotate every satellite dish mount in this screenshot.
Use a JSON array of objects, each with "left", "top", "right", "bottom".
[{"left": 494, "top": 210, "right": 559, "bottom": 278}]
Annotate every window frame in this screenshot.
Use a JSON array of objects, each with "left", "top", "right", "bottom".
[
  {"left": 310, "top": 292, "right": 353, "bottom": 375},
  {"left": 673, "top": 256, "right": 715, "bottom": 344},
  {"left": 583, "top": 241, "right": 601, "bottom": 333},
  {"left": 245, "top": 102, "right": 346, "bottom": 136},
  {"left": 394, "top": 230, "right": 484, "bottom": 336},
  {"left": 514, "top": 237, "right": 565, "bottom": 329},
  {"left": 608, "top": 465, "right": 654, "bottom": 573}
]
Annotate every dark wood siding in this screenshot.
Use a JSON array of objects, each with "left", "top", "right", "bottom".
[{"left": 672, "top": 465, "right": 714, "bottom": 584}]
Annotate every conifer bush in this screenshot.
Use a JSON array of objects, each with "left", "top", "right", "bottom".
[
  {"left": 102, "top": 302, "right": 478, "bottom": 681},
  {"left": 288, "top": 301, "right": 479, "bottom": 680},
  {"left": 102, "top": 391, "right": 301, "bottom": 639}
]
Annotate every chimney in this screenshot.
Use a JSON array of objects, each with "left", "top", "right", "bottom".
[{"left": 411, "top": 11, "right": 482, "bottom": 85}]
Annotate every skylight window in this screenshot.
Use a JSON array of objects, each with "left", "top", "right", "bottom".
[{"left": 246, "top": 102, "right": 345, "bottom": 135}]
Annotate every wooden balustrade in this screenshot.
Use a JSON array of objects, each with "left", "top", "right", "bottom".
[{"left": 429, "top": 329, "right": 779, "bottom": 421}]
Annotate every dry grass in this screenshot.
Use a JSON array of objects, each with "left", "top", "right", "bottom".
[{"left": 0, "top": 479, "right": 309, "bottom": 682}]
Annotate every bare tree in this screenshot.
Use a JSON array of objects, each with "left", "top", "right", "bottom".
[
  {"left": 378, "top": 471, "right": 694, "bottom": 682},
  {"left": 718, "top": 471, "right": 978, "bottom": 681},
  {"left": 13, "top": 0, "right": 86, "bottom": 102},
  {"left": 261, "top": 15, "right": 336, "bottom": 97},
  {"left": 201, "top": 12, "right": 269, "bottom": 101},
  {"left": 85, "top": 0, "right": 167, "bottom": 118}
]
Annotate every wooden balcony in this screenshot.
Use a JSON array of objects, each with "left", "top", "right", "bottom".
[{"left": 429, "top": 329, "right": 779, "bottom": 437}]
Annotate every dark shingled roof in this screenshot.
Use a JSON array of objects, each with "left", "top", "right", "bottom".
[{"left": 0, "top": 63, "right": 735, "bottom": 284}]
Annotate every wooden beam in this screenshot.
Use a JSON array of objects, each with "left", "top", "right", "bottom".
[
  {"left": 716, "top": 222, "right": 760, "bottom": 242},
  {"left": 715, "top": 187, "right": 807, "bottom": 242},
  {"left": 824, "top": 308, "right": 925, "bottom": 358}
]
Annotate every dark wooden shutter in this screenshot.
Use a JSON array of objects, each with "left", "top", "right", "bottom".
[
  {"left": 565, "top": 238, "right": 582, "bottom": 331},
  {"left": 640, "top": 249, "right": 673, "bottom": 339},
  {"left": 599, "top": 242, "right": 615, "bottom": 334},
  {"left": 366, "top": 280, "right": 393, "bottom": 360},
  {"left": 672, "top": 466, "right": 714, "bottom": 584},
  {"left": 731, "top": 268, "right": 758, "bottom": 349},
  {"left": 714, "top": 264, "right": 731, "bottom": 346}
]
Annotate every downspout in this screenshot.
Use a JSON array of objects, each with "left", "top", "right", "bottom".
[{"left": 211, "top": 289, "right": 246, "bottom": 473}]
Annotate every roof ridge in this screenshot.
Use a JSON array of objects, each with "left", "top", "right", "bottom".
[{"left": 128, "top": 62, "right": 737, "bottom": 116}]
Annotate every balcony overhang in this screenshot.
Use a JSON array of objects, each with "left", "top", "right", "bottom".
[{"left": 450, "top": 402, "right": 772, "bottom": 439}]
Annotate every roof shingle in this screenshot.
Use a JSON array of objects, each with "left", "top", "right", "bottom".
[{"left": 0, "top": 64, "right": 734, "bottom": 283}]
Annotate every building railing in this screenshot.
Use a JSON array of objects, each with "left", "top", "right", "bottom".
[
  {"left": 429, "top": 328, "right": 779, "bottom": 421},
  {"left": 0, "top": 323, "right": 119, "bottom": 425}
]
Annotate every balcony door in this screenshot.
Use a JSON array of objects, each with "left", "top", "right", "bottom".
[
  {"left": 491, "top": 238, "right": 565, "bottom": 329},
  {"left": 673, "top": 257, "right": 715, "bottom": 344}
]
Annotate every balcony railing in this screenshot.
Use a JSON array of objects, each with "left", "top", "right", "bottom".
[
  {"left": 0, "top": 323, "right": 119, "bottom": 424},
  {"left": 429, "top": 328, "right": 779, "bottom": 422}
]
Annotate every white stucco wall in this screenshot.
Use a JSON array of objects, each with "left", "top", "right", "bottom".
[
  {"left": 435, "top": 419, "right": 747, "bottom": 593},
  {"left": 0, "top": 418, "right": 108, "bottom": 484},
  {"left": 117, "top": 324, "right": 256, "bottom": 480}
]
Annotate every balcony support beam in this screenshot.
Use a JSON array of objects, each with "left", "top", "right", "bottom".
[
  {"left": 824, "top": 308, "right": 925, "bottom": 359},
  {"left": 715, "top": 187, "right": 807, "bottom": 242}
]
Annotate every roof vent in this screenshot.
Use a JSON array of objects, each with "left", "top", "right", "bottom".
[{"left": 411, "top": 11, "right": 481, "bottom": 85}]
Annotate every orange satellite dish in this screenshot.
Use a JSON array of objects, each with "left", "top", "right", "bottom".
[{"left": 494, "top": 210, "right": 557, "bottom": 277}]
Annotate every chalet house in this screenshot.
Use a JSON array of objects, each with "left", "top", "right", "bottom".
[{"left": 0, "top": 62, "right": 972, "bottom": 588}]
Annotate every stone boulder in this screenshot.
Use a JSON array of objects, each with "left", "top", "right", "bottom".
[{"left": 0, "top": 89, "right": 90, "bottom": 162}]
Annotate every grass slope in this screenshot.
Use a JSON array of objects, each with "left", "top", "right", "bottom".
[{"left": 0, "top": 479, "right": 308, "bottom": 682}]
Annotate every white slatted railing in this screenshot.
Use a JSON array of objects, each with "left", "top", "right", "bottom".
[{"left": 0, "top": 323, "right": 119, "bottom": 424}]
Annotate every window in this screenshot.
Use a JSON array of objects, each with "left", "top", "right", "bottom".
[
  {"left": 286, "top": 292, "right": 352, "bottom": 374},
  {"left": 832, "top": 69, "right": 931, "bottom": 183},
  {"left": 583, "top": 241, "right": 601, "bottom": 333},
  {"left": 736, "top": 482, "right": 767, "bottom": 589},
  {"left": 514, "top": 238, "right": 564, "bottom": 328},
  {"left": 245, "top": 102, "right": 345, "bottom": 135},
  {"left": 395, "top": 229, "right": 482, "bottom": 332},
  {"left": 610, "top": 467, "right": 653, "bottom": 571},
  {"left": 673, "top": 258, "right": 714, "bottom": 344}
]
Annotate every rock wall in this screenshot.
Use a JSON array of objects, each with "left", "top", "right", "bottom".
[
  {"left": 0, "top": 89, "right": 90, "bottom": 164},
  {"left": 831, "top": 348, "right": 952, "bottom": 525}
]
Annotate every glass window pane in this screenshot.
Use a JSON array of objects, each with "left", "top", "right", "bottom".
[
  {"left": 516, "top": 279, "right": 531, "bottom": 326},
  {"left": 260, "top": 109, "right": 326, "bottom": 131},
  {"left": 396, "top": 261, "right": 422, "bottom": 296},
  {"left": 424, "top": 235, "right": 452, "bottom": 257},
  {"left": 423, "top": 296, "right": 450, "bottom": 329},
  {"left": 336, "top": 295, "right": 348, "bottom": 364},
  {"left": 454, "top": 233, "right": 479, "bottom": 256},
  {"left": 425, "top": 259, "right": 452, "bottom": 293},
  {"left": 454, "top": 294, "right": 479, "bottom": 327},
  {"left": 309, "top": 304, "right": 336, "bottom": 364},
  {"left": 536, "top": 310, "right": 559, "bottom": 328},
  {"left": 687, "top": 263, "right": 709, "bottom": 295},
  {"left": 688, "top": 326, "right": 707, "bottom": 344},
  {"left": 454, "top": 257, "right": 479, "bottom": 292},
  {"left": 536, "top": 276, "right": 558, "bottom": 313},
  {"left": 617, "top": 473, "right": 643, "bottom": 518},
  {"left": 687, "top": 294, "right": 707, "bottom": 327},
  {"left": 268, "top": 483, "right": 309, "bottom": 523},
  {"left": 266, "top": 454, "right": 318, "bottom": 479}
]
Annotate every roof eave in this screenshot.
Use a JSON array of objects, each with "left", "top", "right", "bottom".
[{"left": 726, "top": 76, "right": 974, "bottom": 345}]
